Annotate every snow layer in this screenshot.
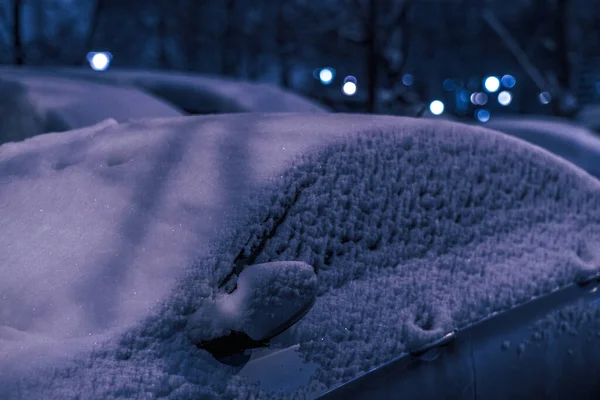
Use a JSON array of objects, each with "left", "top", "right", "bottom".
[
  {"left": 1, "top": 113, "right": 600, "bottom": 398},
  {"left": 52, "top": 67, "right": 329, "bottom": 114},
  {"left": 484, "top": 116, "right": 600, "bottom": 178},
  {"left": 0, "top": 67, "right": 183, "bottom": 143}
]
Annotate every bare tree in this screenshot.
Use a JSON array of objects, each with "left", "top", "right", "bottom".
[
  {"left": 13, "top": 0, "right": 23, "bottom": 65},
  {"left": 220, "top": 0, "right": 237, "bottom": 76},
  {"left": 377, "top": 1, "right": 416, "bottom": 113},
  {"left": 552, "top": 0, "right": 574, "bottom": 115},
  {"left": 81, "top": 0, "right": 105, "bottom": 64},
  {"left": 276, "top": 1, "right": 290, "bottom": 88},
  {"left": 0, "top": 4, "right": 10, "bottom": 61},
  {"left": 271, "top": 1, "right": 344, "bottom": 88},
  {"left": 339, "top": 0, "right": 414, "bottom": 113},
  {"left": 365, "top": 0, "right": 377, "bottom": 113}
]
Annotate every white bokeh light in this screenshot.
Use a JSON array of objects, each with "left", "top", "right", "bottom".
[
  {"left": 319, "top": 68, "right": 334, "bottom": 84},
  {"left": 89, "top": 52, "right": 111, "bottom": 71},
  {"left": 475, "top": 92, "right": 488, "bottom": 105},
  {"left": 470, "top": 92, "right": 488, "bottom": 105},
  {"left": 484, "top": 76, "right": 500, "bottom": 93},
  {"left": 470, "top": 92, "right": 478, "bottom": 104},
  {"left": 498, "top": 91, "right": 512, "bottom": 106},
  {"left": 342, "top": 81, "right": 357, "bottom": 96},
  {"left": 429, "top": 100, "right": 444, "bottom": 115}
]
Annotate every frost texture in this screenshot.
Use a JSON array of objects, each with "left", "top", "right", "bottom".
[{"left": 1, "top": 113, "right": 600, "bottom": 398}]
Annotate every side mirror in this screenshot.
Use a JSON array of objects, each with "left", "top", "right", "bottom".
[{"left": 189, "top": 261, "right": 317, "bottom": 362}]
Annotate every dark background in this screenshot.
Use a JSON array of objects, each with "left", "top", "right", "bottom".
[{"left": 1, "top": 0, "right": 600, "bottom": 118}]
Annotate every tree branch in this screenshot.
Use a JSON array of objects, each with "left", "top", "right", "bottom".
[
  {"left": 81, "top": 0, "right": 104, "bottom": 63},
  {"left": 13, "top": 0, "right": 23, "bottom": 64},
  {"left": 482, "top": 8, "right": 548, "bottom": 91}
]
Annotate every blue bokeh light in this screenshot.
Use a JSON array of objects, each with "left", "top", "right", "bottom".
[
  {"left": 443, "top": 79, "right": 455, "bottom": 91},
  {"left": 501, "top": 74, "right": 516, "bottom": 88},
  {"left": 476, "top": 109, "right": 491, "bottom": 122}
]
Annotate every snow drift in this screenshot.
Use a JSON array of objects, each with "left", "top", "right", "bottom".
[
  {"left": 484, "top": 116, "right": 600, "bottom": 178},
  {"left": 1, "top": 113, "right": 600, "bottom": 398},
  {"left": 0, "top": 68, "right": 183, "bottom": 144}
]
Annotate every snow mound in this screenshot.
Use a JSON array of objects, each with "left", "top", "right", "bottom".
[
  {"left": 0, "top": 68, "right": 183, "bottom": 143},
  {"left": 1, "top": 113, "right": 600, "bottom": 398},
  {"left": 52, "top": 67, "right": 329, "bottom": 114},
  {"left": 484, "top": 116, "right": 600, "bottom": 178}
]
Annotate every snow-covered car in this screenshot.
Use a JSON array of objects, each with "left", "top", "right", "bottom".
[
  {"left": 483, "top": 116, "right": 600, "bottom": 179},
  {"left": 0, "top": 67, "right": 183, "bottom": 144},
  {"left": 1, "top": 114, "right": 600, "bottom": 399},
  {"left": 0, "top": 66, "right": 326, "bottom": 146},
  {"left": 51, "top": 67, "right": 329, "bottom": 114},
  {"left": 576, "top": 104, "right": 600, "bottom": 134}
]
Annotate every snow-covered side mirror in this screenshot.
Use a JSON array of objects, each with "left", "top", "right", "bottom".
[{"left": 188, "top": 262, "right": 317, "bottom": 361}]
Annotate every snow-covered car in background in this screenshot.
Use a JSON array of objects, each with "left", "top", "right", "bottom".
[
  {"left": 0, "top": 66, "right": 326, "bottom": 146},
  {"left": 52, "top": 67, "right": 329, "bottom": 114},
  {"left": 0, "top": 68, "right": 183, "bottom": 145},
  {"left": 576, "top": 104, "right": 600, "bottom": 134},
  {"left": 483, "top": 116, "right": 600, "bottom": 179},
  {"left": 1, "top": 113, "right": 600, "bottom": 399}
]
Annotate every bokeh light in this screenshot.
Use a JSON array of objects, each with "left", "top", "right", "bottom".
[
  {"left": 342, "top": 81, "right": 357, "bottom": 96},
  {"left": 87, "top": 52, "right": 111, "bottom": 71},
  {"left": 429, "top": 100, "right": 445, "bottom": 115},
  {"left": 471, "top": 92, "right": 488, "bottom": 105},
  {"left": 476, "top": 109, "right": 491, "bottom": 122},
  {"left": 498, "top": 91, "right": 512, "bottom": 106},
  {"left": 443, "top": 79, "right": 455, "bottom": 91},
  {"left": 539, "top": 91, "right": 552, "bottom": 104},
  {"left": 484, "top": 76, "right": 500, "bottom": 93},
  {"left": 319, "top": 68, "right": 334, "bottom": 85},
  {"left": 501, "top": 74, "right": 516, "bottom": 88}
]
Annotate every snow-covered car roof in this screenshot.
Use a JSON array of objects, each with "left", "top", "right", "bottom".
[
  {"left": 484, "top": 116, "right": 600, "bottom": 178},
  {"left": 0, "top": 67, "right": 183, "bottom": 144},
  {"left": 1, "top": 113, "right": 599, "bottom": 398},
  {"left": 52, "top": 67, "right": 329, "bottom": 114}
]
